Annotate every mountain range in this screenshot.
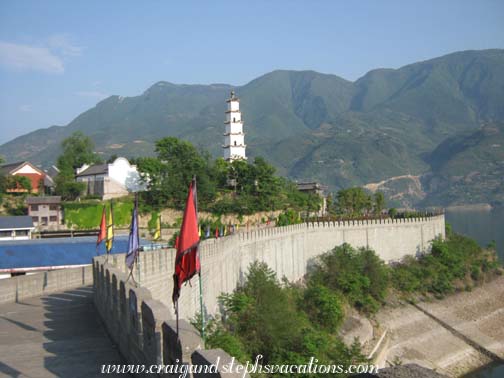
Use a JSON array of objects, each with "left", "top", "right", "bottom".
[{"left": 1, "top": 49, "right": 503, "bottom": 207}]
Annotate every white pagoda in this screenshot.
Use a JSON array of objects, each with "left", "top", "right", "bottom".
[{"left": 223, "top": 91, "right": 247, "bottom": 161}]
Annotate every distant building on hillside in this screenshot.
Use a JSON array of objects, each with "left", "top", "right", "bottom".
[
  {"left": 75, "top": 157, "right": 144, "bottom": 200},
  {"left": 223, "top": 91, "right": 247, "bottom": 161},
  {"left": 297, "top": 182, "right": 328, "bottom": 217},
  {"left": 43, "top": 165, "right": 59, "bottom": 194},
  {"left": 0, "top": 161, "right": 47, "bottom": 194},
  {"left": 0, "top": 216, "right": 35, "bottom": 241},
  {"left": 26, "top": 196, "right": 63, "bottom": 230}
]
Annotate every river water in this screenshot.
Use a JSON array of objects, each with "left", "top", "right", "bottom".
[{"left": 445, "top": 207, "right": 504, "bottom": 378}]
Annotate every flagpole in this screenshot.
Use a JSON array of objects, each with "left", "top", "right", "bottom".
[
  {"left": 199, "top": 271, "right": 205, "bottom": 343},
  {"left": 135, "top": 193, "right": 141, "bottom": 284},
  {"left": 111, "top": 199, "right": 114, "bottom": 251},
  {"left": 175, "top": 299, "right": 179, "bottom": 336},
  {"left": 193, "top": 176, "right": 206, "bottom": 344}
]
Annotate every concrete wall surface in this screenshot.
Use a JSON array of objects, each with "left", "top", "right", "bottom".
[
  {"left": 0, "top": 265, "right": 93, "bottom": 305},
  {"left": 93, "top": 215, "right": 444, "bottom": 377},
  {"left": 103, "top": 215, "right": 445, "bottom": 319},
  {"left": 93, "top": 259, "right": 246, "bottom": 378}
]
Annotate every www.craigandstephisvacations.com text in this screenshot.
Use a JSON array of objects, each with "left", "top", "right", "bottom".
[{"left": 101, "top": 355, "right": 379, "bottom": 376}]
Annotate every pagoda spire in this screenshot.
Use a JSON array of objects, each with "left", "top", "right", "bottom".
[{"left": 223, "top": 90, "right": 247, "bottom": 161}]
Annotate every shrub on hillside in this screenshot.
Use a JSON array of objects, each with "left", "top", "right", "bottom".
[{"left": 308, "top": 244, "right": 390, "bottom": 314}]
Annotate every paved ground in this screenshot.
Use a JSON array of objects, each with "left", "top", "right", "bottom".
[{"left": 0, "top": 286, "right": 125, "bottom": 378}]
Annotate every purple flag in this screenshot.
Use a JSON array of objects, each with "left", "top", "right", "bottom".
[{"left": 125, "top": 205, "right": 139, "bottom": 269}]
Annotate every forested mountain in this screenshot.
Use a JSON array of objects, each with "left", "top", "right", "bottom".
[{"left": 1, "top": 49, "right": 503, "bottom": 207}]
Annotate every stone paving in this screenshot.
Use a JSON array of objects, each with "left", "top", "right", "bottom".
[{"left": 0, "top": 286, "right": 125, "bottom": 378}]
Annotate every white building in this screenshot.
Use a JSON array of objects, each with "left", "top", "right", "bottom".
[
  {"left": 223, "top": 91, "right": 247, "bottom": 161},
  {"left": 0, "top": 216, "right": 34, "bottom": 241},
  {"left": 76, "top": 157, "right": 145, "bottom": 200}
]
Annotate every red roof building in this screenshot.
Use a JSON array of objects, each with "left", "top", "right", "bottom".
[{"left": 0, "top": 161, "right": 46, "bottom": 194}]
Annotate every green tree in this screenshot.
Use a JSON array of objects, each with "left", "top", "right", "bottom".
[
  {"left": 208, "top": 261, "right": 368, "bottom": 375},
  {"left": 374, "top": 192, "right": 385, "bottom": 215},
  {"left": 309, "top": 243, "right": 389, "bottom": 313},
  {"left": 139, "top": 137, "right": 215, "bottom": 208},
  {"left": 336, "top": 188, "right": 373, "bottom": 217},
  {"left": 388, "top": 207, "right": 398, "bottom": 219},
  {"left": 55, "top": 131, "right": 101, "bottom": 200},
  {"left": 302, "top": 284, "right": 344, "bottom": 332},
  {"left": 57, "top": 131, "right": 102, "bottom": 172},
  {"left": 6, "top": 175, "right": 32, "bottom": 193}
]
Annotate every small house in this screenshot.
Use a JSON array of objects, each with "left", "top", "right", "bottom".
[
  {"left": 26, "top": 196, "right": 63, "bottom": 230},
  {"left": 75, "top": 157, "right": 144, "bottom": 200},
  {"left": 0, "top": 216, "right": 35, "bottom": 241}
]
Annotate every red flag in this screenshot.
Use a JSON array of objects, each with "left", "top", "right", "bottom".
[
  {"left": 97, "top": 206, "right": 107, "bottom": 246},
  {"left": 172, "top": 179, "right": 200, "bottom": 304}
]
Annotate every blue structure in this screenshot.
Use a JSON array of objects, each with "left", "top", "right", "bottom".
[{"left": 0, "top": 236, "right": 148, "bottom": 273}]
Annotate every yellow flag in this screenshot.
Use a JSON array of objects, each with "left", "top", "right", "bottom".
[
  {"left": 153, "top": 215, "right": 161, "bottom": 240},
  {"left": 106, "top": 204, "right": 114, "bottom": 253}
]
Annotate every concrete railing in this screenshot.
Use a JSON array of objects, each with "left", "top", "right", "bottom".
[
  {"left": 0, "top": 265, "right": 93, "bottom": 305},
  {"left": 93, "top": 257, "right": 247, "bottom": 378}
]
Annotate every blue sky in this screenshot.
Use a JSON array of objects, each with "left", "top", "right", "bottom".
[{"left": 0, "top": 1, "right": 503, "bottom": 145}]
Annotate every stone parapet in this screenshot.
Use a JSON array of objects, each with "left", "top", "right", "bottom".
[
  {"left": 93, "top": 256, "right": 244, "bottom": 377},
  {"left": 0, "top": 265, "right": 93, "bottom": 305}
]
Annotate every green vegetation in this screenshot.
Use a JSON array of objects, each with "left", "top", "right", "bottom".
[
  {"left": 3, "top": 50, "right": 504, "bottom": 207},
  {"left": 390, "top": 231, "right": 501, "bottom": 297},
  {"left": 198, "top": 262, "right": 367, "bottom": 376},
  {"left": 137, "top": 137, "right": 321, "bottom": 215},
  {"left": 199, "top": 229, "right": 501, "bottom": 375},
  {"left": 5, "top": 176, "right": 32, "bottom": 193},
  {"left": 1, "top": 195, "right": 28, "bottom": 216},
  {"left": 329, "top": 187, "right": 385, "bottom": 218},
  {"left": 55, "top": 131, "right": 102, "bottom": 200},
  {"left": 308, "top": 244, "right": 389, "bottom": 314},
  {"left": 64, "top": 199, "right": 133, "bottom": 229}
]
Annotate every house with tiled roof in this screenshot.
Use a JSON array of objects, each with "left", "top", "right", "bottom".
[
  {"left": 75, "top": 157, "right": 144, "bottom": 200},
  {"left": 0, "top": 161, "right": 47, "bottom": 194}
]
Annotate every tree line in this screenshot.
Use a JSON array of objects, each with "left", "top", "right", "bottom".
[{"left": 53, "top": 132, "right": 321, "bottom": 215}]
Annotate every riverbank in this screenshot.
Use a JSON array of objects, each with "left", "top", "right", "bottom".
[{"left": 374, "top": 276, "right": 504, "bottom": 377}]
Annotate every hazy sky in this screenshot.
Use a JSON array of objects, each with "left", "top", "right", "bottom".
[{"left": 0, "top": 0, "right": 503, "bottom": 145}]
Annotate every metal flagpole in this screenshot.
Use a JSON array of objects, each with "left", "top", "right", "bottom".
[
  {"left": 176, "top": 299, "right": 179, "bottom": 336},
  {"left": 135, "top": 193, "right": 141, "bottom": 285},
  {"left": 199, "top": 272, "right": 205, "bottom": 343},
  {"left": 193, "top": 176, "right": 205, "bottom": 343}
]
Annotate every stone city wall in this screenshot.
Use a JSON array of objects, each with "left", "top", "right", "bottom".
[
  {"left": 93, "top": 215, "right": 444, "bottom": 376},
  {"left": 104, "top": 215, "right": 445, "bottom": 318},
  {"left": 93, "top": 258, "right": 246, "bottom": 378}
]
